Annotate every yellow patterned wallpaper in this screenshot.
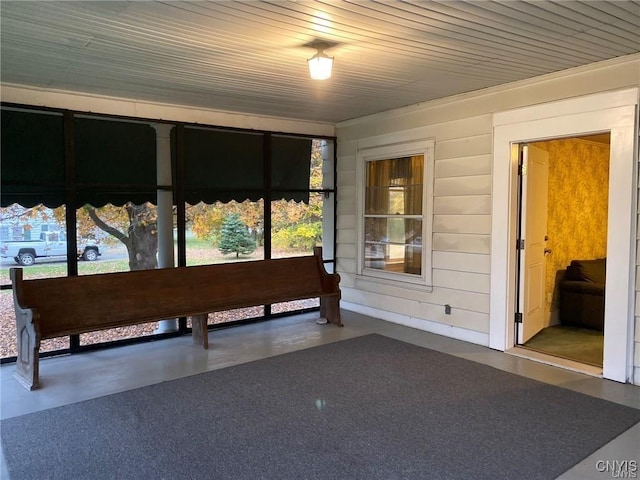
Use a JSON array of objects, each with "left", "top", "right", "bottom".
[{"left": 530, "top": 138, "right": 609, "bottom": 322}]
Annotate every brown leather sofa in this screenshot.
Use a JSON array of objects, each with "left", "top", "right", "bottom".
[{"left": 559, "top": 258, "right": 605, "bottom": 331}]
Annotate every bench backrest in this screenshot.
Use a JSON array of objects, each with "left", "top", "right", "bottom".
[{"left": 12, "top": 248, "right": 338, "bottom": 339}]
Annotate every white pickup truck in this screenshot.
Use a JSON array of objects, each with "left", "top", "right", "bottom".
[{"left": 0, "top": 231, "right": 101, "bottom": 266}]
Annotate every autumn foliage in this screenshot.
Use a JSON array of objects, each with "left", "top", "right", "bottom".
[{"left": 1, "top": 141, "right": 328, "bottom": 268}]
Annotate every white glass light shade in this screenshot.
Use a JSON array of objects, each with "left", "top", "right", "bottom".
[{"left": 307, "top": 53, "right": 333, "bottom": 80}]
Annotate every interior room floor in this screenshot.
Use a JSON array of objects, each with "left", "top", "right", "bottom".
[
  {"left": 2, "top": 310, "right": 638, "bottom": 480},
  {"left": 522, "top": 324, "right": 604, "bottom": 367}
]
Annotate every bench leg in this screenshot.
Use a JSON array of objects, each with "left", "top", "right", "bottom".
[
  {"left": 191, "top": 314, "right": 209, "bottom": 349},
  {"left": 320, "top": 296, "right": 343, "bottom": 327},
  {"left": 14, "top": 310, "right": 40, "bottom": 390}
]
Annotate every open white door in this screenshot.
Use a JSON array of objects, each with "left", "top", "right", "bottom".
[
  {"left": 491, "top": 88, "right": 638, "bottom": 382},
  {"left": 517, "top": 144, "right": 549, "bottom": 344}
]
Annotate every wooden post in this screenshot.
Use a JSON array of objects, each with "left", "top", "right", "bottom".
[
  {"left": 320, "top": 295, "right": 343, "bottom": 327},
  {"left": 191, "top": 314, "right": 209, "bottom": 349}
]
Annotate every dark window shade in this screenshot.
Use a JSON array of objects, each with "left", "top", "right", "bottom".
[
  {"left": 75, "top": 117, "right": 157, "bottom": 207},
  {"left": 174, "top": 128, "right": 313, "bottom": 205},
  {"left": 1, "top": 109, "right": 65, "bottom": 208},
  {"left": 176, "top": 127, "right": 264, "bottom": 205},
  {"left": 2, "top": 109, "right": 315, "bottom": 209},
  {"left": 271, "top": 135, "right": 312, "bottom": 203}
]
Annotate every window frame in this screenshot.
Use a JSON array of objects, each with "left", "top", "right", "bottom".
[
  {"left": 356, "top": 138, "right": 434, "bottom": 288},
  {"left": 1, "top": 102, "right": 337, "bottom": 363}
]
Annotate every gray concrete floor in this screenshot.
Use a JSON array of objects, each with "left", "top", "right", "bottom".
[{"left": 1, "top": 309, "right": 639, "bottom": 479}]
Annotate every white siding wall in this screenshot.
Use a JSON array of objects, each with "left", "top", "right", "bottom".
[
  {"left": 336, "top": 54, "right": 640, "bottom": 360},
  {"left": 337, "top": 116, "right": 494, "bottom": 343}
]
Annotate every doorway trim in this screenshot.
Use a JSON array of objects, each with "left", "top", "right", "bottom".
[{"left": 489, "top": 88, "right": 638, "bottom": 383}]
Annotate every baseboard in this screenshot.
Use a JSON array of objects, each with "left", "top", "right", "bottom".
[{"left": 341, "top": 301, "right": 489, "bottom": 347}]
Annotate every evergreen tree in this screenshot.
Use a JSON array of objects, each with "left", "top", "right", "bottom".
[{"left": 218, "top": 213, "right": 257, "bottom": 258}]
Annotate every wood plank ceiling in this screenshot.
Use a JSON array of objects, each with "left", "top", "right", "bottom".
[{"left": 1, "top": 1, "right": 639, "bottom": 123}]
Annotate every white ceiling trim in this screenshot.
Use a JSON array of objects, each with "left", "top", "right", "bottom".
[
  {"left": 336, "top": 53, "right": 640, "bottom": 128},
  {"left": 0, "top": 83, "right": 335, "bottom": 137}
]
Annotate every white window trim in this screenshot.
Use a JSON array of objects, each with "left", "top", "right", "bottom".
[{"left": 356, "top": 138, "right": 435, "bottom": 289}]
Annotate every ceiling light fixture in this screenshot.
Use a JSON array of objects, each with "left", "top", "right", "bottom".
[{"left": 307, "top": 44, "right": 333, "bottom": 80}]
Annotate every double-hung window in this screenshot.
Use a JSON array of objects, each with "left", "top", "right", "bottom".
[{"left": 358, "top": 139, "right": 434, "bottom": 288}]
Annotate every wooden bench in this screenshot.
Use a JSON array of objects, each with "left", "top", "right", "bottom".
[{"left": 10, "top": 246, "right": 341, "bottom": 390}]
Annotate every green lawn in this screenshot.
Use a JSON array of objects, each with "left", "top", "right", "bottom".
[{"left": 1, "top": 240, "right": 308, "bottom": 282}]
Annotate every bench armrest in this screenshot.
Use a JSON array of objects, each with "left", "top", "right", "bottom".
[
  {"left": 10, "top": 268, "right": 41, "bottom": 390},
  {"left": 313, "top": 246, "right": 340, "bottom": 292},
  {"left": 313, "top": 247, "right": 342, "bottom": 326}
]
